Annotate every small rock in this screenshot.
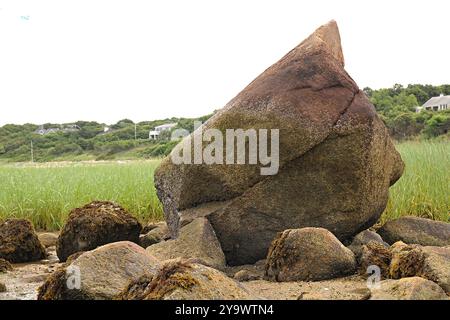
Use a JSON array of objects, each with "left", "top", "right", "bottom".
[
  {"left": 139, "top": 222, "right": 170, "bottom": 248},
  {"left": 38, "top": 241, "right": 160, "bottom": 300},
  {"left": 0, "top": 219, "right": 46, "bottom": 263},
  {"left": 370, "top": 277, "right": 448, "bottom": 300},
  {"left": 146, "top": 218, "right": 226, "bottom": 270},
  {"left": 390, "top": 243, "right": 450, "bottom": 293},
  {"left": 0, "top": 282, "right": 6, "bottom": 293},
  {"left": 225, "top": 259, "right": 265, "bottom": 280},
  {"left": 118, "top": 259, "right": 254, "bottom": 300},
  {"left": 0, "top": 258, "right": 13, "bottom": 273},
  {"left": 347, "top": 230, "right": 388, "bottom": 259},
  {"left": 234, "top": 270, "right": 262, "bottom": 282},
  {"left": 56, "top": 201, "right": 142, "bottom": 262},
  {"left": 38, "top": 233, "right": 59, "bottom": 248},
  {"left": 265, "top": 228, "right": 356, "bottom": 282},
  {"left": 141, "top": 222, "right": 159, "bottom": 235},
  {"left": 378, "top": 216, "right": 450, "bottom": 246},
  {"left": 358, "top": 241, "right": 392, "bottom": 278},
  {"left": 141, "top": 221, "right": 169, "bottom": 235},
  {"left": 139, "top": 233, "right": 161, "bottom": 249}
]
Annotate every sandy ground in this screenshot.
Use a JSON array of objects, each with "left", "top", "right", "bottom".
[
  {"left": 242, "top": 276, "right": 371, "bottom": 300},
  {"left": 0, "top": 247, "right": 61, "bottom": 300}
]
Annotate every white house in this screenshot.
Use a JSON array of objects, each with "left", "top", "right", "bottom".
[
  {"left": 149, "top": 123, "right": 177, "bottom": 140},
  {"left": 416, "top": 94, "right": 450, "bottom": 112},
  {"left": 34, "top": 125, "right": 61, "bottom": 135},
  {"left": 34, "top": 124, "right": 80, "bottom": 135}
]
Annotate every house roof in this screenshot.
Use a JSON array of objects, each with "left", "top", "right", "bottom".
[
  {"left": 422, "top": 95, "right": 450, "bottom": 108},
  {"left": 155, "top": 123, "right": 177, "bottom": 129}
]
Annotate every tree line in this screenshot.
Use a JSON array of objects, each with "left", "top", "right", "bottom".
[
  {"left": 364, "top": 84, "right": 450, "bottom": 140},
  {"left": 0, "top": 84, "right": 449, "bottom": 162},
  {"left": 0, "top": 115, "right": 212, "bottom": 162}
]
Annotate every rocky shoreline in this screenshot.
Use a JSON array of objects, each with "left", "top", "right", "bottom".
[{"left": 0, "top": 212, "right": 448, "bottom": 300}]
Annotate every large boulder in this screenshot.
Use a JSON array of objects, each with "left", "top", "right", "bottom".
[
  {"left": 154, "top": 20, "right": 404, "bottom": 265},
  {"left": 389, "top": 243, "right": 450, "bottom": 293},
  {"left": 117, "top": 259, "right": 254, "bottom": 300},
  {"left": 56, "top": 201, "right": 142, "bottom": 262},
  {"left": 370, "top": 277, "right": 448, "bottom": 300},
  {"left": 265, "top": 228, "right": 356, "bottom": 282},
  {"left": 38, "top": 241, "right": 160, "bottom": 300},
  {"left": 146, "top": 218, "right": 226, "bottom": 270},
  {"left": 0, "top": 219, "right": 46, "bottom": 263},
  {"left": 378, "top": 216, "right": 450, "bottom": 246}
]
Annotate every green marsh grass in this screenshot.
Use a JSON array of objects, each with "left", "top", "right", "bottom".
[
  {"left": 0, "top": 141, "right": 448, "bottom": 231},
  {"left": 381, "top": 140, "right": 449, "bottom": 223},
  {"left": 0, "top": 160, "right": 163, "bottom": 230}
]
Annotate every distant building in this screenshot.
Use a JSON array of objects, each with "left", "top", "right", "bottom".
[
  {"left": 34, "top": 124, "right": 80, "bottom": 135},
  {"left": 34, "top": 125, "right": 60, "bottom": 135},
  {"left": 149, "top": 123, "right": 177, "bottom": 140},
  {"left": 63, "top": 124, "right": 81, "bottom": 132},
  {"left": 416, "top": 94, "right": 450, "bottom": 112}
]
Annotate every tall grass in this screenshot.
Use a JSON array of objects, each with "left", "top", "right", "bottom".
[
  {"left": 381, "top": 141, "right": 449, "bottom": 223},
  {"left": 0, "top": 141, "right": 448, "bottom": 231},
  {"left": 0, "top": 160, "right": 163, "bottom": 230}
]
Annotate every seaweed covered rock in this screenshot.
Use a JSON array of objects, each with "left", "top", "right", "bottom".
[
  {"left": 118, "top": 259, "right": 254, "bottom": 300},
  {"left": 390, "top": 243, "right": 450, "bottom": 293},
  {"left": 38, "top": 241, "right": 160, "bottom": 300},
  {"left": 370, "top": 277, "right": 448, "bottom": 300},
  {"left": 56, "top": 201, "right": 142, "bottom": 262},
  {"left": 265, "top": 228, "right": 356, "bottom": 282},
  {"left": 378, "top": 216, "right": 450, "bottom": 246},
  {"left": 146, "top": 218, "right": 226, "bottom": 270},
  {"left": 0, "top": 219, "right": 46, "bottom": 263},
  {"left": 115, "top": 273, "right": 154, "bottom": 300},
  {"left": 357, "top": 241, "right": 392, "bottom": 278},
  {"left": 0, "top": 258, "right": 13, "bottom": 273},
  {"left": 154, "top": 20, "right": 404, "bottom": 265}
]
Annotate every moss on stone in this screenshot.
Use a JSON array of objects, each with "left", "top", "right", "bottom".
[{"left": 144, "top": 259, "right": 199, "bottom": 300}]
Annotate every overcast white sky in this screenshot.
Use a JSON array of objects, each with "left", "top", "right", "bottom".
[{"left": 0, "top": 0, "right": 449, "bottom": 126}]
